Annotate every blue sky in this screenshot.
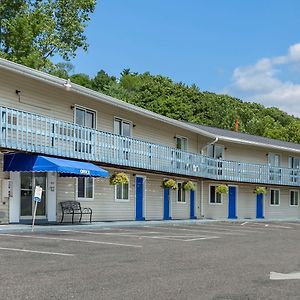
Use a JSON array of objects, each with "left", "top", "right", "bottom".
[{"left": 69, "top": 0, "right": 300, "bottom": 116}]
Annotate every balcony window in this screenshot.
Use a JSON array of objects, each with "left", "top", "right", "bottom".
[
  {"left": 270, "top": 189, "right": 280, "bottom": 206},
  {"left": 74, "top": 106, "right": 96, "bottom": 154},
  {"left": 289, "top": 157, "right": 300, "bottom": 183},
  {"left": 268, "top": 153, "right": 281, "bottom": 182},
  {"left": 209, "top": 185, "right": 222, "bottom": 204},
  {"left": 114, "top": 118, "right": 132, "bottom": 160},
  {"left": 207, "top": 144, "right": 224, "bottom": 176},
  {"left": 174, "top": 136, "right": 188, "bottom": 169},
  {"left": 290, "top": 190, "right": 299, "bottom": 206},
  {"left": 77, "top": 177, "right": 94, "bottom": 200},
  {"left": 114, "top": 118, "right": 131, "bottom": 137}
]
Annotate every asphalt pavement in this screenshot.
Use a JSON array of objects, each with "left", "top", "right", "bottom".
[{"left": 0, "top": 221, "right": 299, "bottom": 300}]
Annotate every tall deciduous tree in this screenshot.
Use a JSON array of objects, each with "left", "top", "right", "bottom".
[{"left": 0, "top": 0, "right": 96, "bottom": 70}]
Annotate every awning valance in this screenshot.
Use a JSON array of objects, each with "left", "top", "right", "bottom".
[{"left": 3, "top": 153, "right": 109, "bottom": 177}]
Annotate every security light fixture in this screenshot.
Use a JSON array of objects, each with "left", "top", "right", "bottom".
[{"left": 64, "top": 79, "right": 72, "bottom": 91}]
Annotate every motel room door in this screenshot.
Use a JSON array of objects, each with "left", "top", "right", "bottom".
[
  {"left": 228, "top": 186, "right": 237, "bottom": 219},
  {"left": 135, "top": 176, "right": 145, "bottom": 221},
  {"left": 20, "top": 172, "right": 47, "bottom": 221}
]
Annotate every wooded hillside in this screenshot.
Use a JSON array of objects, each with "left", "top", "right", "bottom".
[{"left": 52, "top": 66, "right": 300, "bottom": 143}]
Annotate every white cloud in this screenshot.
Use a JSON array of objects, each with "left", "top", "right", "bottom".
[{"left": 228, "top": 42, "right": 300, "bottom": 116}]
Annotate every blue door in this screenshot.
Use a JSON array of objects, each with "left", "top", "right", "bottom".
[
  {"left": 190, "top": 190, "right": 196, "bottom": 219},
  {"left": 135, "top": 177, "right": 145, "bottom": 221},
  {"left": 228, "top": 186, "right": 237, "bottom": 219},
  {"left": 256, "top": 194, "right": 264, "bottom": 218},
  {"left": 163, "top": 188, "right": 171, "bottom": 220}
]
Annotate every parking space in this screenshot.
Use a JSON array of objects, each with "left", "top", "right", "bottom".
[{"left": 0, "top": 221, "right": 299, "bottom": 299}]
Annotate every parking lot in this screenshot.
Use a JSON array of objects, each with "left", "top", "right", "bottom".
[{"left": 0, "top": 221, "right": 300, "bottom": 300}]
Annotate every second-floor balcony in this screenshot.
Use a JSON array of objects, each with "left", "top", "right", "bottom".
[{"left": 1, "top": 106, "right": 300, "bottom": 186}]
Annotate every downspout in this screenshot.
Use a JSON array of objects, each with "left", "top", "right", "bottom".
[{"left": 201, "top": 137, "right": 219, "bottom": 154}]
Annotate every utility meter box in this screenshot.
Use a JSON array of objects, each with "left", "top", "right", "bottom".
[{"left": 2, "top": 180, "right": 13, "bottom": 198}]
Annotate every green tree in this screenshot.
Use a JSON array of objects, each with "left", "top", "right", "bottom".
[
  {"left": 92, "top": 70, "right": 116, "bottom": 92},
  {"left": 70, "top": 73, "right": 93, "bottom": 89},
  {"left": 0, "top": 0, "right": 96, "bottom": 70}
]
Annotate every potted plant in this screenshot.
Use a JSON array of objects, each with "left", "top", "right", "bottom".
[
  {"left": 162, "top": 179, "right": 178, "bottom": 190},
  {"left": 109, "top": 172, "right": 129, "bottom": 185},
  {"left": 216, "top": 184, "right": 228, "bottom": 194},
  {"left": 182, "top": 181, "right": 196, "bottom": 191},
  {"left": 253, "top": 186, "right": 267, "bottom": 195}
]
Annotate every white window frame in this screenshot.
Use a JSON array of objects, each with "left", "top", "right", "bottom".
[
  {"left": 175, "top": 135, "right": 188, "bottom": 151},
  {"left": 115, "top": 178, "right": 130, "bottom": 202},
  {"left": 74, "top": 105, "right": 97, "bottom": 129},
  {"left": 289, "top": 190, "right": 299, "bottom": 207},
  {"left": 270, "top": 189, "right": 280, "bottom": 206},
  {"left": 76, "top": 177, "right": 94, "bottom": 201},
  {"left": 206, "top": 144, "right": 225, "bottom": 159},
  {"left": 288, "top": 156, "right": 300, "bottom": 169},
  {"left": 177, "top": 182, "right": 186, "bottom": 203},
  {"left": 114, "top": 117, "right": 132, "bottom": 137},
  {"left": 209, "top": 184, "right": 223, "bottom": 205},
  {"left": 268, "top": 153, "right": 281, "bottom": 166}
]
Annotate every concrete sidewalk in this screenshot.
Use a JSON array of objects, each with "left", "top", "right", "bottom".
[{"left": 0, "top": 218, "right": 299, "bottom": 233}]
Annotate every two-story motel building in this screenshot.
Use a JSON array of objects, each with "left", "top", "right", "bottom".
[{"left": 0, "top": 58, "right": 299, "bottom": 224}]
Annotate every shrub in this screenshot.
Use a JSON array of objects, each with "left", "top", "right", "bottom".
[
  {"left": 182, "top": 181, "right": 196, "bottom": 191},
  {"left": 162, "top": 179, "right": 178, "bottom": 190},
  {"left": 216, "top": 184, "right": 228, "bottom": 194},
  {"left": 109, "top": 173, "right": 129, "bottom": 185},
  {"left": 253, "top": 186, "right": 267, "bottom": 195}
]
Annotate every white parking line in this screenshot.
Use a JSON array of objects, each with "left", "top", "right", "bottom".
[
  {"left": 61, "top": 230, "right": 219, "bottom": 242},
  {"left": 154, "top": 225, "right": 249, "bottom": 236},
  {"left": 0, "top": 233, "right": 142, "bottom": 248},
  {"left": 184, "top": 236, "right": 220, "bottom": 242},
  {"left": 0, "top": 247, "right": 74, "bottom": 256},
  {"left": 270, "top": 271, "right": 300, "bottom": 280},
  {"left": 243, "top": 223, "right": 293, "bottom": 230},
  {"left": 183, "top": 224, "right": 265, "bottom": 234},
  {"left": 249, "top": 222, "right": 292, "bottom": 229},
  {"left": 241, "top": 222, "right": 248, "bottom": 226},
  {"left": 191, "top": 223, "right": 292, "bottom": 233}
]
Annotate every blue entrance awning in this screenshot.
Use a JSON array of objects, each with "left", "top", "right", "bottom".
[{"left": 3, "top": 153, "right": 109, "bottom": 177}]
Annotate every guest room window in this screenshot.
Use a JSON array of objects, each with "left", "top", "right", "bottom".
[
  {"left": 290, "top": 190, "right": 299, "bottom": 206},
  {"left": 77, "top": 177, "right": 94, "bottom": 200},
  {"left": 270, "top": 189, "right": 280, "bottom": 206},
  {"left": 209, "top": 185, "right": 222, "bottom": 204},
  {"left": 177, "top": 182, "right": 186, "bottom": 203},
  {"left": 115, "top": 181, "right": 129, "bottom": 201}
]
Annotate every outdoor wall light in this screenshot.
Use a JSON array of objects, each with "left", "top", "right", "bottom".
[
  {"left": 15, "top": 90, "right": 21, "bottom": 101},
  {"left": 64, "top": 79, "right": 72, "bottom": 91}
]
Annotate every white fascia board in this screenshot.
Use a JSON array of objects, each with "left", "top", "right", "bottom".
[
  {"left": 218, "top": 136, "right": 300, "bottom": 154},
  {"left": 0, "top": 58, "right": 215, "bottom": 139}
]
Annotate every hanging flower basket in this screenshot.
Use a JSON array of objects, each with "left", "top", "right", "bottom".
[
  {"left": 253, "top": 186, "right": 267, "bottom": 195},
  {"left": 162, "top": 179, "right": 178, "bottom": 190},
  {"left": 216, "top": 184, "right": 228, "bottom": 194},
  {"left": 109, "top": 173, "right": 129, "bottom": 185},
  {"left": 182, "top": 181, "right": 196, "bottom": 191}
]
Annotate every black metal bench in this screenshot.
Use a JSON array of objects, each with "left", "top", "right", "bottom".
[{"left": 60, "top": 201, "right": 92, "bottom": 223}]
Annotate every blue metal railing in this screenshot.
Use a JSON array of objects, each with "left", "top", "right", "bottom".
[{"left": 1, "top": 106, "right": 300, "bottom": 186}]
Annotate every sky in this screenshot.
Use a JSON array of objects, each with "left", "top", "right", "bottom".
[{"left": 69, "top": 0, "right": 300, "bottom": 116}]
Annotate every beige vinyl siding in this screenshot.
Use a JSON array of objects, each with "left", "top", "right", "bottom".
[
  {"left": 0, "top": 155, "right": 9, "bottom": 223},
  {"left": 171, "top": 192, "right": 189, "bottom": 219},
  {"left": 202, "top": 181, "right": 228, "bottom": 219},
  {"left": 144, "top": 175, "right": 164, "bottom": 220},
  {"left": 265, "top": 188, "right": 300, "bottom": 219},
  {"left": 56, "top": 172, "right": 135, "bottom": 222},
  {"left": 236, "top": 185, "right": 256, "bottom": 219}
]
